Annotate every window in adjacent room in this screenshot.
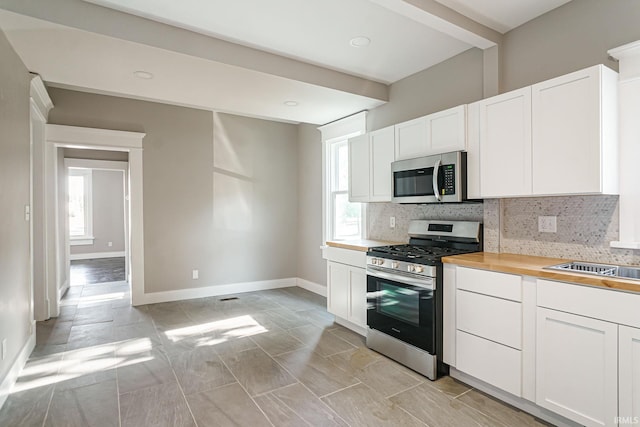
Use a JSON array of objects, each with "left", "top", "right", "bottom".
[{"left": 68, "top": 168, "right": 94, "bottom": 244}]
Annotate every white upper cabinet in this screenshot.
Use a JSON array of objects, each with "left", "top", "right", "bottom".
[
  {"left": 478, "top": 87, "right": 533, "bottom": 198},
  {"left": 394, "top": 116, "right": 428, "bottom": 160},
  {"left": 531, "top": 65, "right": 618, "bottom": 195},
  {"left": 427, "top": 105, "right": 467, "bottom": 154},
  {"left": 394, "top": 105, "right": 467, "bottom": 161},
  {"left": 348, "top": 133, "right": 369, "bottom": 202},
  {"left": 348, "top": 126, "right": 395, "bottom": 202},
  {"left": 469, "top": 64, "right": 618, "bottom": 199}
]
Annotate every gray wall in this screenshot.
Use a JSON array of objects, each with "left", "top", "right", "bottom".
[
  {"left": 296, "top": 124, "right": 325, "bottom": 286},
  {"left": 70, "top": 169, "right": 126, "bottom": 255},
  {"left": 64, "top": 148, "right": 128, "bottom": 162},
  {"left": 367, "top": 48, "right": 484, "bottom": 131},
  {"left": 0, "top": 30, "right": 32, "bottom": 390},
  {"left": 502, "top": 0, "right": 640, "bottom": 92},
  {"left": 48, "top": 88, "right": 299, "bottom": 294}
]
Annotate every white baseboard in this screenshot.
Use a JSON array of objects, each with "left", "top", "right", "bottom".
[
  {"left": 296, "top": 278, "right": 327, "bottom": 297},
  {"left": 0, "top": 327, "right": 36, "bottom": 411},
  {"left": 141, "top": 277, "right": 298, "bottom": 305},
  {"left": 57, "top": 279, "right": 69, "bottom": 307},
  {"left": 69, "top": 251, "right": 125, "bottom": 261}
]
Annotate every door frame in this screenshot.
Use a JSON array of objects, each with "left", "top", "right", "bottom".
[{"left": 44, "top": 124, "right": 145, "bottom": 315}]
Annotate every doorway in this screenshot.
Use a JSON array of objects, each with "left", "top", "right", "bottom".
[
  {"left": 65, "top": 157, "right": 129, "bottom": 285},
  {"left": 41, "top": 124, "right": 145, "bottom": 319}
]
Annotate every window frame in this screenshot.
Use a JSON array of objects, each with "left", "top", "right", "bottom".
[
  {"left": 327, "top": 139, "right": 365, "bottom": 241},
  {"left": 67, "top": 167, "right": 94, "bottom": 245}
]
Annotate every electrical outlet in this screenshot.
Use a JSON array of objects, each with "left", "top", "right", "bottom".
[
  {"left": 1, "top": 339, "right": 6, "bottom": 360},
  {"left": 538, "top": 216, "right": 557, "bottom": 233},
  {"left": 390, "top": 216, "right": 396, "bottom": 228},
  {"left": 24, "top": 205, "right": 30, "bottom": 221},
  {"left": 192, "top": 269, "right": 199, "bottom": 280},
  {"left": 107, "top": 241, "right": 113, "bottom": 247}
]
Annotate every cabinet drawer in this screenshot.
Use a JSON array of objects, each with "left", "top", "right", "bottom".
[
  {"left": 456, "top": 331, "right": 522, "bottom": 396},
  {"left": 537, "top": 279, "right": 640, "bottom": 328},
  {"left": 323, "top": 247, "right": 366, "bottom": 268},
  {"left": 457, "top": 267, "right": 522, "bottom": 301},
  {"left": 456, "top": 290, "right": 522, "bottom": 349}
]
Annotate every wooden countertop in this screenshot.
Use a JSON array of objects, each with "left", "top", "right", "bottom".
[
  {"left": 326, "top": 239, "right": 403, "bottom": 252},
  {"left": 443, "top": 252, "right": 640, "bottom": 293}
]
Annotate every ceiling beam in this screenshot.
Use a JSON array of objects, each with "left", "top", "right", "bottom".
[
  {"left": 369, "top": 0, "right": 502, "bottom": 49},
  {"left": 0, "top": 0, "right": 389, "bottom": 102}
]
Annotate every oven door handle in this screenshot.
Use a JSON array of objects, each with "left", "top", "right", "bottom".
[
  {"left": 432, "top": 159, "right": 442, "bottom": 202},
  {"left": 367, "top": 268, "right": 435, "bottom": 290}
]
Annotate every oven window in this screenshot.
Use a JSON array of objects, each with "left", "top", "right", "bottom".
[
  {"left": 378, "top": 282, "right": 420, "bottom": 326},
  {"left": 393, "top": 168, "right": 435, "bottom": 197}
]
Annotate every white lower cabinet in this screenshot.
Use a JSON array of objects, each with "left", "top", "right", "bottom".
[
  {"left": 327, "top": 260, "right": 366, "bottom": 329},
  {"left": 536, "top": 308, "right": 618, "bottom": 427},
  {"left": 619, "top": 325, "right": 640, "bottom": 423}
]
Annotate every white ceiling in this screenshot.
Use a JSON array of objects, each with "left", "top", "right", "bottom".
[
  {"left": 435, "top": 0, "right": 572, "bottom": 34},
  {"left": 0, "top": 0, "right": 571, "bottom": 124}
]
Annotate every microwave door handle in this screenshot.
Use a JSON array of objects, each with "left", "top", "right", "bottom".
[{"left": 432, "top": 159, "right": 442, "bottom": 201}]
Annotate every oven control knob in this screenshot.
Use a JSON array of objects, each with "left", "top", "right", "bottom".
[
  {"left": 414, "top": 265, "right": 424, "bottom": 273},
  {"left": 391, "top": 261, "right": 399, "bottom": 269},
  {"left": 407, "top": 265, "right": 414, "bottom": 272},
  {"left": 375, "top": 258, "right": 383, "bottom": 266}
]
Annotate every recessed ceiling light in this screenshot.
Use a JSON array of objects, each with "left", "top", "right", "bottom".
[
  {"left": 133, "top": 70, "right": 154, "bottom": 79},
  {"left": 284, "top": 101, "right": 299, "bottom": 107},
  {"left": 349, "top": 36, "right": 371, "bottom": 48}
]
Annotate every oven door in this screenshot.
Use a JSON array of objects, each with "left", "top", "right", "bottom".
[{"left": 366, "top": 268, "right": 435, "bottom": 354}]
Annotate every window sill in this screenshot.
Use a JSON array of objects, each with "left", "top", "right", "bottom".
[{"left": 70, "top": 237, "right": 95, "bottom": 246}]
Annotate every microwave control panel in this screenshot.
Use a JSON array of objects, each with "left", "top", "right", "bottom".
[{"left": 442, "top": 164, "right": 456, "bottom": 195}]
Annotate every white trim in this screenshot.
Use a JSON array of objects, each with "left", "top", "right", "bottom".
[
  {"left": 44, "top": 125, "right": 145, "bottom": 315},
  {"left": 140, "top": 278, "right": 297, "bottom": 305},
  {"left": 318, "top": 111, "right": 367, "bottom": 142},
  {"left": 47, "top": 124, "right": 145, "bottom": 150},
  {"left": 70, "top": 237, "right": 95, "bottom": 246},
  {"left": 69, "top": 251, "right": 126, "bottom": 261},
  {"left": 57, "top": 279, "right": 69, "bottom": 305},
  {"left": 30, "top": 75, "right": 53, "bottom": 120},
  {"left": 296, "top": 278, "right": 327, "bottom": 297},
  {"left": 0, "top": 329, "right": 36, "bottom": 411}
]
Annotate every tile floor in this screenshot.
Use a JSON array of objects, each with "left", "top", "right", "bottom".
[{"left": 0, "top": 282, "right": 550, "bottom": 426}]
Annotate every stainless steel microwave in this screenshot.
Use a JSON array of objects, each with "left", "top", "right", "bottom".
[{"left": 391, "top": 151, "right": 467, "bottom": 204}]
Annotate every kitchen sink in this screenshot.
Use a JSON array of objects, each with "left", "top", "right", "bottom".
[{"left": 546, "top": 262, "right": 640, "bottom": 281}]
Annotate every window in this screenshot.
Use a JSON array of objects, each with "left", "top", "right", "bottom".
[
  {"left": 328, "top": 139, "right": 364, "bottom": 240},
  {"left": 68, "top": 168, "right": 93, "bottom": 244},
  {"left": 319, "top": 111, "right": 367, "bottom": 242}
]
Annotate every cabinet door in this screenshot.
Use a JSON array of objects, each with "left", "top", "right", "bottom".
[
  {"left": 369, "top": 126, "right": 395, "bottom": 202},
  {"left": 427, "top": 105, "right": 466, "bottom": 154},
  {"left": 479, "top": 87, "right": 532, "bottom": 198},
  {"left": 536, "top": 308, "right": 618, "bottom": 427},
  {"left": 348, "top": 267, "right": 367, "bottom": 328},
  {"left": 348, "top": 134, "right": 369, "bottom": 202},
  {"left": 620, "top": 325, "right": 640, "bottom": 422},
  {"left": 532, "top": 66, "right": 602, "bottom": 195},
  {"left": 327, "top": 262, "right": 349, "bottom": 319},
  {"left": 395, "top": 116, "right": 428, "bottom": 160}
]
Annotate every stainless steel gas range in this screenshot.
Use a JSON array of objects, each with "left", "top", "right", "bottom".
[{"left": 366, "top": 220, "right": 482, "bottom": 380}]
